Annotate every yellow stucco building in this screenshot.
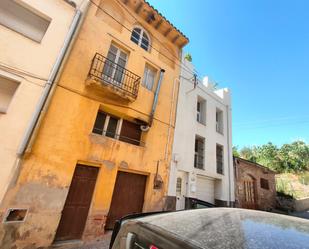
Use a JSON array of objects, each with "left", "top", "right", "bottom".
[{"left": 0, "top": 0, "right": 188, "bottom": 248}]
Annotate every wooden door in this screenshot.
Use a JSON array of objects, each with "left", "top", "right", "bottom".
[
  {"left": 55, "top": 165, "right": 99, "bottom": 241},
  {"left": 243, "top": 178, "right": 257, "bottom": 209},
  {"left": 105, "top": 171, "right": 147, "bottom": 230}
]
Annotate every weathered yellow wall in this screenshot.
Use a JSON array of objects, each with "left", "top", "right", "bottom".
[{"left": 0, "top": 0, "right": 183, "bottom": 248}]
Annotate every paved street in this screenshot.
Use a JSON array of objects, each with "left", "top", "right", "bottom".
[
  {"left": 52, "top": 232, "right": 111, "bottom": 249},
  {"left": 291, "top": 210, "right": 309, "bottom": 220}
]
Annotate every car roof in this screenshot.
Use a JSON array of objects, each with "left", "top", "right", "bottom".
[{"left": 134, "top": 208, "right": 309, "bottom": 249}]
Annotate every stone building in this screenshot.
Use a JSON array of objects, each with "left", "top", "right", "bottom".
[{"left": 234, "top": 157, "right": 276, "bottom": 211}]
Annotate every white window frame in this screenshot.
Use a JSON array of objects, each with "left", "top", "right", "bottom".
[
  {"left": 103, "top": 44, "right": 129, "bottom": 85},
  {"left": 131, "top": 26, "right": 151, "bottom": 51},
  {"left": 142, "top": 65, "right": 156, "bottom": 91},
  {"left": 197, "top": 97, "right": 206, "bottom": 124},
  {"left": 101, "top": 114, "right": 122, "bottom": 139},
  {"left": 216, "top": 108, "right": 224, "bottom": 134},
  {"left": 93, "top": 111, "right": 143, "bottom": 146}
]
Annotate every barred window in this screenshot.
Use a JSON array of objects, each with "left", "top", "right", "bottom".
[
  {"left": 216, "top": 144, "right": 224, "bottom": 174},
  {"left": 194, "top": 136, "right": 205, "bottom": 169}
]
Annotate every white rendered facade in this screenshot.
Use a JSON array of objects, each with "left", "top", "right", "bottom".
[
  {"left": 0, "top": 0, "right": 86, "bottom": 204},
  {"left": 168, "top": 59, "right": 235, "bottom": 209}
]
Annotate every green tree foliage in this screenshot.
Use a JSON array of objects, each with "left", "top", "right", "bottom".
[
  {"left": 232, "top": 146, "right": 240, "bottom": 157},
  {"left": 234, "top": 140, "right": 309, "bottom": 173},
  {"left": 184, "top": 53, "right": 192, "bottom": 62},
  {"left": 239, "top": 146, "right": 257, "bottom": 162}
]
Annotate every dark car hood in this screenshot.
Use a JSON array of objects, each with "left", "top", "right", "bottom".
[{"left": 136, "top": 208, "right": 309, "bottom": 249}]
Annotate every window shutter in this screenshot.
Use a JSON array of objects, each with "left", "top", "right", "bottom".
[{"left": 119, "top": 120, "right": 142, "bottom": 146}]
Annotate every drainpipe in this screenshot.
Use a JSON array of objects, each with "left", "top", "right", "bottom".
[
  {"left": 226, "top": 104, "right": 232, "bottom": 207},
  {"left": 149, "top": 69, "right": 165, "bottom": 127},
  {"left": 164, "top": 77, "right": 179, "bottom": 161},
  {"left": 17, "top": 2, "right": 89, "bottom": 155}
]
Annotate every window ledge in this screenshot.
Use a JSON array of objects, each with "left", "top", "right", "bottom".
[
  {"left": 89, "top": 133, "right": 145, "bottom": 148},
  {"left": 197, "top": 121, "right": 206, "bottom": 126}
]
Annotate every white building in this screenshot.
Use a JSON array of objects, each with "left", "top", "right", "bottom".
[
  {"left": 0, "top": 0, "right": 88, "bottom": 205},
  {"left": 168, "top": 58, "right": 235, "bottom": 209}
]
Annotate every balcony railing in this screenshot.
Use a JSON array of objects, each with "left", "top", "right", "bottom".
[{"left": 88, "top": 53, "right": 140, "bottom": 99}]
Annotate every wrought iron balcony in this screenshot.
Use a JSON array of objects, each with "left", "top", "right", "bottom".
[{"left": 87, "top": 53, "right": 140, "bottom": 100}]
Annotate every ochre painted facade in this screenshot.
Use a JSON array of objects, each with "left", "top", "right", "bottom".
[{"left": 0, "top": 0, "right": 188, "bottom": 248}]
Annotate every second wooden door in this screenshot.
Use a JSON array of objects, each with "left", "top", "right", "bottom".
[{"left": 105, "top": 171, "right": 147, "bottom": 229}]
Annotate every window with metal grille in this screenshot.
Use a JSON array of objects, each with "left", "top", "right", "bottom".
[
  {"left": 92, "top": 111, "right": 142, "bottom": 146},
  {"left": 142, "top": 64, "right": 156, "bottom": 91},
  {"left": 130, "top": 27, "right": 150, "bottom": 51},
  {"left": 176, "top": 177, "right": 182, "bottom": 196},
  {"left": 216, "top": 144, "right": 224, "bottom": 174},
  {"left": 260, "top": 178, "right": 269, "bottom": 190},
  {"left": 194, "top": 136, "right": 205, "bottom": 169},
  {"left": 0, "top": 0, "right": 50, "bottom": 42}
]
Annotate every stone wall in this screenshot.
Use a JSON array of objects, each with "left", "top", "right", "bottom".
[
  {"left": 234, "top": 157, "right": 277, "bottom": 211},
  {"left": 295, "top": 197, "right": 309, "bottom": 212}
]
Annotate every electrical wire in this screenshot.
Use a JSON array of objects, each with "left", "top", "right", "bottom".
[
  {"left": 57, "top": 83, "right": 175, "bottom": 128},
  {"left": 89, "top": 0, "right": 198, "bottom": 78},
  {"left": 113, "top": 0, "right": 199, "bottom": 76},
  {"left": 0, "top": 61, "right": 48, "bottom": 81}
]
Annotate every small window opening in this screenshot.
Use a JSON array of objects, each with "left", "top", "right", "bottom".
[
  {"left": 260, "top": 178, "right": 270, "bottom": 190},
  {"left": 4, "top": 208, "right": 28, "bottom": 223}
]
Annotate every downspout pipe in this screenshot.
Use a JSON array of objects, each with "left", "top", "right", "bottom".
[
  {"left": 17, "top": 8, "right": 83, "bottom": 155},
  {"left": 226, "top": 104, "right": 232, "bottom": 207},
  {"left": 149, "top": 69, "right": 165, "bottom": 127}
]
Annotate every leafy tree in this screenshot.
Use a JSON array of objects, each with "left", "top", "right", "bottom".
[
  {"left": 278, "top": 141, "right": 309, "bottom": 172},
  {"left": 255, "top": 142, "right": 281, "bottom": 171},
  {"left": 239, "top": 146, "right": 257, "bottom": 162},
  {"left": 234, "top": 140, "right": 309, "bottom": 173}
]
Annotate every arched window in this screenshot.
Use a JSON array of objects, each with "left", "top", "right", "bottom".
[{"left": 130, "top": 27, "right": 150, "bottom": 51}]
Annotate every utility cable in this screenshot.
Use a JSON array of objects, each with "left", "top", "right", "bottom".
[
  {"left": 89, "top": 0, "right": 198, "bottom": 78},
  {"left": 114, "top": 0, "right": 199, "bottom": 76}
]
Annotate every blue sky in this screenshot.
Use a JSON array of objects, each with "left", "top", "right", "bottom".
[{"left": 147, "top": 0, "right": 309, "bottom": 148}]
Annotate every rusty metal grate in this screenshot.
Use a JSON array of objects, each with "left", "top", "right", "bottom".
[{"left": 88, "top": 53, "right": 140, "bottom": 99}]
